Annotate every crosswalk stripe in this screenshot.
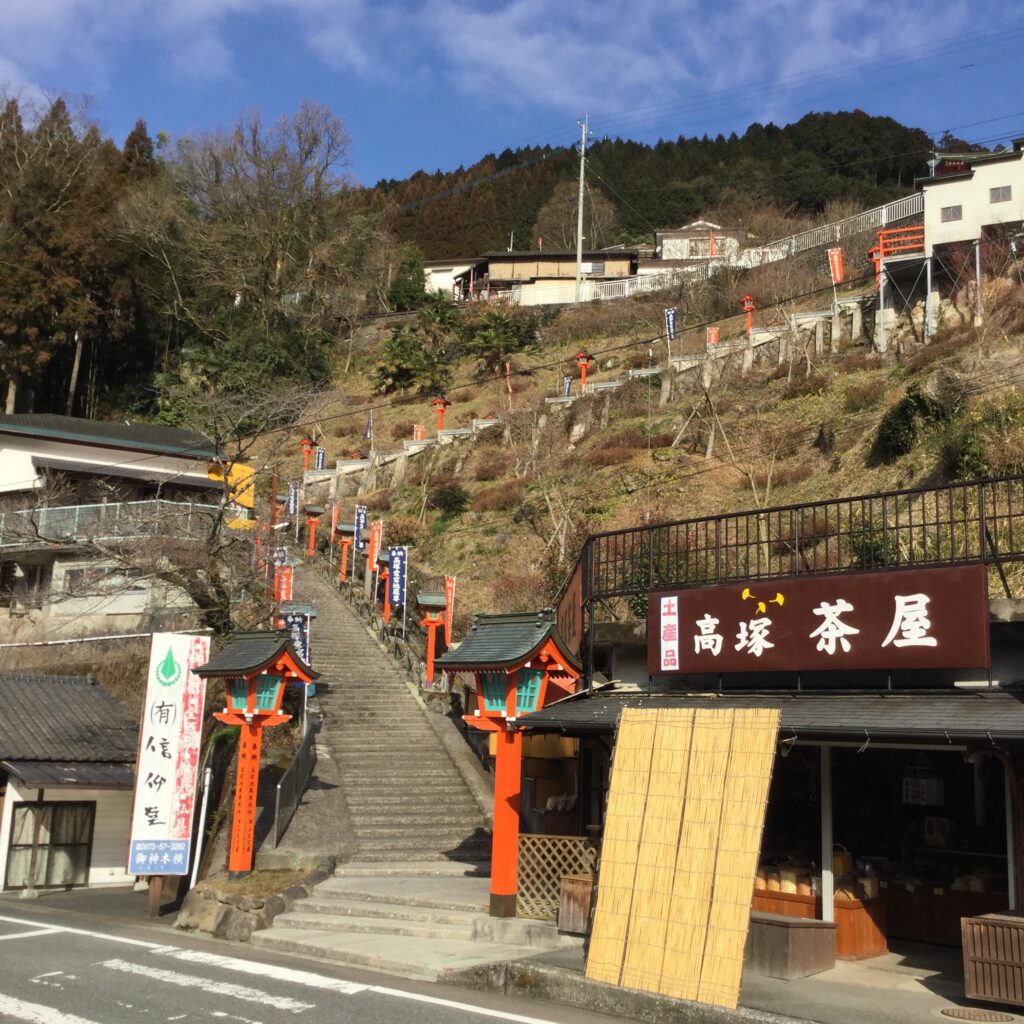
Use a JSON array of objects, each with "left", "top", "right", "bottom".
[
  {"left": 99, "top": 959, "right": 315, "bottom": 1013},
  {"left": 0, "top": 992, "right": 105, "bottom": 1024},
  {"left": 0, "top": 929, "right": 59, "bottom": 941}
]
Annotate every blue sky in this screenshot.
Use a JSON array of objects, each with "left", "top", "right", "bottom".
[{"left": 1, "top": 0, "right": 1022, "bottom": 186}]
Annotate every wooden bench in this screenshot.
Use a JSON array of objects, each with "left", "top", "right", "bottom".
[{"left": 745, "top": 911, "right": 837, "bottom": 980}]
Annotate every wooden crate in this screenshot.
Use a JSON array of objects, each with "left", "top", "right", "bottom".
[
  {"left": 558, "top": 873, "right": 594, "bottom": 935},
  {"left": 962, "top": 912, "right": 1024, "bottom": 1007},
  {"left": 746, "top": 911, "right": 837, "bottom": 980}
]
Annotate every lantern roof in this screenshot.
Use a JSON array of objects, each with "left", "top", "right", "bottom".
[
  {"left": 279, "top": 601, "right": 317, "bottom": 619},
  {"left": 416, "top": 591, "right": 446, "bottom": 610},
  {"left": 194, "top": 630, "right": 319, "bottom": 682},
  {"left": 436, "top": 609, "right": 581, "bottom": 672}
]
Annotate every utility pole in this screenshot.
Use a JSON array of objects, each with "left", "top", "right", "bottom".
[{"left": 574, "top": 114, "right": 590, "bottom": 305}]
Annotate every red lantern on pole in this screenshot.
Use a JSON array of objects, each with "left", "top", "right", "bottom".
[
  {"left": 741, "top": 294, "right": 757, "bottom": 337},
  {"left": 432, "top": 395, "right": 451, "bottom": 434},
  {"left": 417, "top": 592, "right": 447, "bottom": 683},
  {"left": 304, "top": 505, "right": 324, "bottom": 558},
  {"left": 299, "top": 437, "right": 315, "bottom": 471},
  {"left": 575, "top": 350, "right": 593, "bottom": 395}
]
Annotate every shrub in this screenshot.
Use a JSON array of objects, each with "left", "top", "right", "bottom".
[
  {"left": 770, "top": 460, "right": 816, "bottom": 488},
  {"left": 362, "top": 487, "right": 393, "bottom": 512},
  {"left": 938, "top": 418, "right": 986, "bottom": 481},
  {"left": 474, "top": 452, "right": 505, "bottom": 481},
  {"left": 584, "top": 446, "right": 636, "bottom": 467},
  {"left": 875, "top": 399, "right": 918, "bottom": 461},
  {"left": 430, "top": 480, "right": 470, "bottom": 516},
  {"left": 782, "top": 372, "right": 828, "bottom": 400},
  {"left": 391, "top": 419, "right": 416, "bottom": 441},
  {"left": 386, "top": 514, "right": 426, "bottom": 546},
  {"left": 472, "top": 480, "right": 525, "bottom": 512},
  {"left": 843, "top": 379, "right": 885, "bottom": 413}
]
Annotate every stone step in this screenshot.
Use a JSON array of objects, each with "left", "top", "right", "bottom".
[
  {"left": 334, "top": 860, "right": 489, "bottom": 878},
  {"left": 349, "top": 812, "right": 483, "bottom": 827},
  {"left": 271, "top": 911, "right": 474, "bottom": 941},
  {"left": 296, "top": 896, "right": 481, "bottom": 926},
  {"left": 352, "top": 825, "right": 487, "bottom": 841},
  {"left": 249, "top": 928, "right": 537, "bottom": 983},
  {"left": 352, "top": 846, "right": 492, "bottom": 863},
  {"left": 318, "top": 874, "right": 491, "bottom": 911}
]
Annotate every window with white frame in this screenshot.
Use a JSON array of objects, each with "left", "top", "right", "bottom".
[
  {"left": 990, "top": 185, "right": 1012, "bottom": 204},
  {"left": 940, "top": 205, "right": 963, "bottom": 222}
]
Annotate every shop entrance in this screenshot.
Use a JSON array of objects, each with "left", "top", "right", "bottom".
[{"left": 756, "top": 744, "right": 1010, "bottom": 956}]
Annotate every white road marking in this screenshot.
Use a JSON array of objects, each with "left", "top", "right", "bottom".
[
  {"left": 156, "top": 948, "right": 366, "bottom": 995},
  {"left": 368, "top": 984, "right": 572, "bottom": 1024},
  {"left": 100, "top": 958, "right": 315, "bottom": 1014},
  {"left": 0, "top": 928, "right": 60, "bottom": 941},
  {"left": 0, "top": 992, "right": 106, "bottom": 1024},
  {"left": 32, "top": 973, "right": 64, "bottom": 980},
  {"left": 0, "top": 915, "right": 160, "bottom": 949}
]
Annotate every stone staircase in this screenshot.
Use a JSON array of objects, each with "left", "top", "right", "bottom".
[
  {"left": 252, "top": 860, "right": 578, "bottom": 980},
  {"left": 294, "top": 567, "right": 492, "bottom": 865}
]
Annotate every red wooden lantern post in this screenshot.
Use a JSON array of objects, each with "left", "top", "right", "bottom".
[
  {"left": 868, "top": 243, "right": 882, "bottom": 291},
  {"left": 437, "top": 611, "right": 581, "bottom": 916},
  {"left": 195, "top": 633, "right": 318, "bottom": 876},
  {"left": 416, "top": 592, "right": 447, "bottom": 683},
  {"left": 299, "top": 437, "right": 315, "bottom": 471},
  {"left": 432, "top": 395, "right": 451, "bottom": 434},
  {"left": 575, "top": 350, "right": 593, "bottom": 395},
  {"left": 304, "top": 505, "right": 324, "bottom": 558},
  {"left": 337, "top": 535, "right": 353, "bottom": 583},
  {"left": 380, "top": 560, "right": 392, "bottom": 624},
  {"left": 742, "top": 294, "right": 757, "bottom": 337}
]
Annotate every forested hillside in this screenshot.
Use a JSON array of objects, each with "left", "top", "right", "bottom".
[{"left": 376, "top": 111, "right": 936, "bottom": 258}]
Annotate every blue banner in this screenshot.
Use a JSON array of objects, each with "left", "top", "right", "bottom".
[
  {"left": 354, "top": 505, "right": 368, "bottom": 550},
  {"left": 315, "top": 446, "right": 326, "bottom": 470},
  {"left": 287, "top": 483, "right": 299, "bottom": 515},
  {"left": 282, "top": 612, "right": 310, "bottom": 664},
  {"left": 563, "top": 376, "right": 573, "bottom": 397},
  {"left": 272, "top": 547, "right": 287, "bottom": 566},
  {"left": 387, "top": 546, "right": 408, "bottom": 609},
  {"left": 664, "top": 306, "right": 677, "bottom": 342}
]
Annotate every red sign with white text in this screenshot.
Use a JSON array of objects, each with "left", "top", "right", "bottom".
[
  {"left": 275, "top": 564, "right": 293, "bottom": 603},
  {"left": 828, "top": 247, "right": 845, "bottom": 285},
  {"left": 648, "top": 565, "right": 990, "bottom": 675},
  {"left": 707, "top": 326, "right": 720, "bottom": 345},
  {"left": 444, "top": 575, "right": 456, "bottom": 645},
  {"left": 368, "top": 521, "right": 383, "bottom": 565}
]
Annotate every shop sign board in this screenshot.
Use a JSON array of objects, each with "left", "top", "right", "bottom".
[
  {"left": 127, "top": 633, "right": 210, "bottom": 875},
  {"left": 282, "top": 611, "right": 310, "bottom": 664},
  {"left": 647, "top": 565, "right": 990, "bottom": 675}
]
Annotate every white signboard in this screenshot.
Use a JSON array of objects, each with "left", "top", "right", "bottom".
[{"left": 127, "top": 633, "right": 210, "bottom": 876}]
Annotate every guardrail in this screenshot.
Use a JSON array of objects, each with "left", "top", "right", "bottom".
[
  {"left": 0, "top": 499, "right": 223, "bottom": 549},
  {"left": 273, "top": 713, "right": 319, "bottom": 848}
]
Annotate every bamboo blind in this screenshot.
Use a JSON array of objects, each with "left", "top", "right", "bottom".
[{"left": 585, "top": 707, "right": 779, "bottom": 1009}]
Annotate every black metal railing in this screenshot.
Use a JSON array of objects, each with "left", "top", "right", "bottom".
[
  {"left": 273, "top": 714, "right": 319, "bottom": 848},
  {"left": 555, "top": 475, "right": 1024, "bottom": 668}
]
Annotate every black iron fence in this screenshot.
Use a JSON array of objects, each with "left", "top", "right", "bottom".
[
  {"left": 273, "top": 714, "right": 319, "bottom": 848},
  {"left": 558, "top": 475, "right": 1024, "bottom": 667}
]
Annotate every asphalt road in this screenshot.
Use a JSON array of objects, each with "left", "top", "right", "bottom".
[{"left": 0, "top": 901, "right": 618, "bottom": 1024}]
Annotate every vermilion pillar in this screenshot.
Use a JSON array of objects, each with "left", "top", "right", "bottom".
[
  {"left": 229, "top": 723, "right": 263, "bottom": 873},
  {"left": 491, "top": 726, "right": 523, "bottom": 917},
  {"left": 380, "top": 567, "right": 391, "bottom": 624},
  {"left": 433, "top": 396, "right": 451, "bottom": 434},
  {"left": 337, "top": 537, "right": 352, "bottom": 582},
  {"left": 742, "top": 294, "right": 757, "bottom": 337},
  {"left": 575, "top": 350, "right": 593, "bottom": 395}
]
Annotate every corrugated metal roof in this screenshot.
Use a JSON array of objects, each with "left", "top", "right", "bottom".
[
  {"left": 522, "top": 687, "right": 1024, "bottom": 740},
  {"left": 4, "top": 760, "right": 135, "bottom": 789},
  {"left": 0, "top": 414, "right": 219, "bottom": 459},
  {"left": 0, "top": 673, "right": 137, "bottom": 762},
  {"left": 437, "top": 610, "right": 582, "bottom": 671}
]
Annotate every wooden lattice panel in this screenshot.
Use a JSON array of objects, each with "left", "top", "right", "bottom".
[
  {"left": 517, "top": 834, "right": 598, "bottom": 920},
  {"left": 586, "top": 707, "right": 779, "bottom": 1009}
]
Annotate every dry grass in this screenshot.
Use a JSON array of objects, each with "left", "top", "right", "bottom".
[{"left": 472, "top": 479, "right": 525, "bottom": 512}]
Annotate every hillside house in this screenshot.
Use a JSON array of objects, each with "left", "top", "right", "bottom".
[
  {"left": 454, "top": 250, "right": 638, "bottom": 306},
  {"left": 0, "top": 672, "right": 138, "bottom": 891},
  {"left": 654, "top": 219, "right": 745, "bottom": 262},
  {"left": 920, "top": 140, "right": 1024, "bottom": 257},
  {"left": 0, "top": 415, "right": 254, "bottom": 640}
]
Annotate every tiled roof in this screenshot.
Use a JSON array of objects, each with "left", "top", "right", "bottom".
[
  {"left": 437, "top": 610, "right": 582, "bottom": 671},
  {"left": 523, "top": 687, "right": 1024, "bottom": 740},
  {"left": 0, "top": 414, "right": 219, "bottom": 459},
  {"left": 0, "top": 673, "right": 137, "bottom": 762},
  {"left": 195, "top": 630, "right": 319, "bottom": 680}
]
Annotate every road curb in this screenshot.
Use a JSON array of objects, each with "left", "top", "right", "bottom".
[{"left": 445, "top": 959, "right": 807, "bottom": 1024}]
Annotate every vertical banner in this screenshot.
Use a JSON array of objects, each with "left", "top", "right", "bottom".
[
  {"left": 127, "top": 633, "right": 210, "bottom": 876},
  {"left": 663, "top": 307, "right": 677, "bottom": 342},
  {"left": 364, "top": 411, "right": 374, "bottom": 443},
  {"left": 706, "top": 326, "right": 720, "bottom": 346},
  {"left": 272, "top": 546, "right": 287, "bottom": 567},
  {"left": 354, "top": 505, "right": 368, "bottom": 550},
  {"left": 286, "top": 483, "right": 299, "bottom": 515},
  {"left": 828, "top": 247, "right": 845, "bottom": 285},
  {"left": 282, "top": 611, "right": 310, "bottom": 664},
  {"left": 563, "top": 376, "right": 573, "bottom": 397},
  {"left": 659, "top": 595, "right": 680, "bottom": 672},
  {"left": 388, "top": 546, "right": 408, "bottom": 609},
  {"left": 368, "top": 520, "right": 383, "bottom": 565},
  {"left": 329, "top": 502, "right": 339, "bottom": 544},
  {"left": 315, "top": 446, "right": 326, "bottom": 470},
  {"left": 444, "top": 575, "right": 456, "bottom": 646},
  {"left": 505, "top": 361, "right": 514, "bottom": 395},
  {"left": 274, "top": 564, "right": 294, "bottom": 603},
  {"left": 413, "top": 424, "right": 425, "bottom": 441}
]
